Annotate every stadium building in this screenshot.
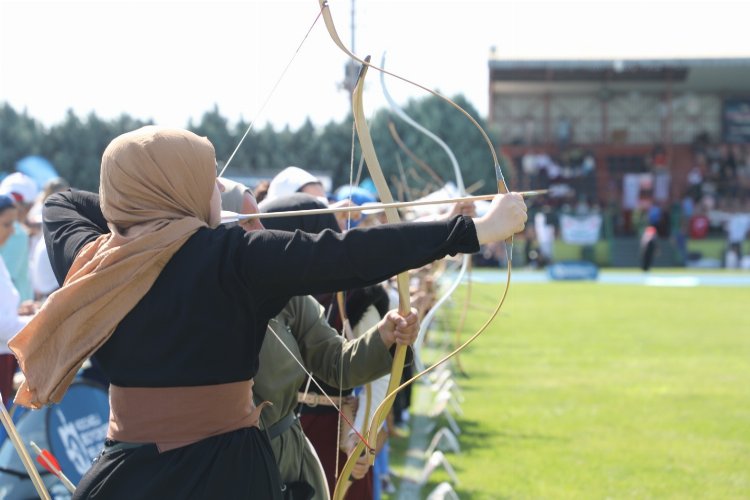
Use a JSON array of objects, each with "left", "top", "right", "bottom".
[{"left": 488, "top": 57, "right": 750, "bottom": 266}]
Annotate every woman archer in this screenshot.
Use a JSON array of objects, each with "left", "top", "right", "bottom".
[{"left": 9, "top": 126, "right": 526, "bottom": 499}]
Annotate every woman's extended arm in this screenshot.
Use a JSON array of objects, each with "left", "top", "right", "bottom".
[{"left": 42, "top": 190, "right": 108, "bottom": 285}]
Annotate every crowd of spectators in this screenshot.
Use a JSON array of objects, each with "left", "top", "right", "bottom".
[
  {"left": 681, "top": 141, "right": 750, "bottom": 267},
  {"left": 507, "top": 139, "right": 750, "bottom": 269},
  {"left": 0, "top": 173, "right": 71, "bottom": 404}
]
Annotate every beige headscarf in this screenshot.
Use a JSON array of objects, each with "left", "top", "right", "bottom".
[{"left": 10, "top": 126, "right": 217, "bottom": 409}]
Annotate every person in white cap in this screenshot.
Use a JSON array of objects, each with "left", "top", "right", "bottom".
[
  {"left": 262, "top": 166, "right": 365, "bottom": 231},
  {"left": 0, "top": 172, "right": 39, "bottom": 209},
  {"left": 264, "top": 166, "right": 326, "bottom": 204},
  {"left": 0, "top": 172, "right": 39, "bottom": 300}
]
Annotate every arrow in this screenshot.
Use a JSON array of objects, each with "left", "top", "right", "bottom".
[
  {"left": 221, "top": 190, "right": 547, "bottom": 224},
  {"left": 0, "top": 396, "right": 51, "bottom": 500},
  {"left": 30, "top": 441, "right": 76, "bottom": 493}
]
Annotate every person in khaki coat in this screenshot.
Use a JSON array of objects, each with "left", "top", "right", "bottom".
[{"left": 220, "top": 180, "right": 419, "bottom": 500}]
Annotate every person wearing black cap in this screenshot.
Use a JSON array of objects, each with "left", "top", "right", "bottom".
[{"left": 221, "top": 183, "right": 414, "bottom": 500}]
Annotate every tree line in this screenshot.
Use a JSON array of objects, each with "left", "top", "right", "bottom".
[{"left": 0, "top": 95, "right": 508, "bottom": 196}]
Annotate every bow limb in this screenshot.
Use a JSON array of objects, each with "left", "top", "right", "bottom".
[
  {"left": 375, "top": 157, "right": 515, "bottom": 426},
  {"left": 379, "top": 55, "right": 472, "bottom": 373},
  {"left": 352, "top": 58, "right": 412, "bottom": 451},
  {"left": 372, "top": 173, "right": 514, "bottom": 437},
  {"left": 379, "top": 54, "right": 464, "bottom": 195},
  {"left": 379, "top": 43, "right": 514, "bottom": 396},
  {"left": 386, "top": 122, "right": 445, "bottom": 189},
  {"left": 320, "top": 0, "right": 512, "bottom": 326},
  {"left": 332, "top": 57, "right": 412, "bottom": 500},
  {"left": 320, "top": 2, "right": 514, "bottom": 494},
  {"left": 318, "top": 0, "right": 499, "bottom": 167}
]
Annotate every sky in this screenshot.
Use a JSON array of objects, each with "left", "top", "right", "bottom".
[{"left": 1, "top": 0, "right": 749, "bottom": 132}]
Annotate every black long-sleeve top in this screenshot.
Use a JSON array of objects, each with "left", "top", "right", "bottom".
[{"left": 43, "top": 190, "right": 479, "bottom": 389}]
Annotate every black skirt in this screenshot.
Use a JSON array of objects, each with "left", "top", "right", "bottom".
[{"left": 74, "top": 428, "right": 283, "bottom": 499}]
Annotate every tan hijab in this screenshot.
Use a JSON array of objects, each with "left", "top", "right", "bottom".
[{"left": 10, "top": 126, "right": 217, "bottom": 409}]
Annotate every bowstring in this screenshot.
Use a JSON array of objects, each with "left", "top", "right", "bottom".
[
  {"left": 335, "top": 103, "right": 359, "bottom": 483},
  {"left": 219, "top": 8, "right": 323, "bottom": 177},
  {"left": 267, "top": 323, "right": 373, "bottom": 450}
]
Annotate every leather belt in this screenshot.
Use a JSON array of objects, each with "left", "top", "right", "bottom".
[
  {"left": 297, "top": 392, "right": 344, "bottom": 407},
  {"left": 267, "top": 412, "right": 298, "bottom": 440},
  {"left": 109, "top": 380, "right": 266, "bottom": 453}
]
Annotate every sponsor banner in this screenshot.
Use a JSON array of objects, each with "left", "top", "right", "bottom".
[
  {"left": 724, "top": 99, "right": 750, "bottom": 143},
  {"left": 548, "top": 261, "right": 599, "bottom": 281},
  {"left": 48, "top": 383, "right": 110, "bottom": 482},
  {"left": 560, "top": 214, "right": 602, "bottom": 245}
]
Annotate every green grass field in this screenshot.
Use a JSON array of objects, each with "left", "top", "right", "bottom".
[{"left": 388, "top": 275, "right": 750, "bottom": 499}]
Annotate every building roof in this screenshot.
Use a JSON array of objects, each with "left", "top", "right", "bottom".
[{"left": 488, "top": 57, "right": 750, "bottom": 94}]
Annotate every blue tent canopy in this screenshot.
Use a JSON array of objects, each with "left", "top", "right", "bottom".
[{"left": 15, "top": 156, "right": 59, "bottom": 188}]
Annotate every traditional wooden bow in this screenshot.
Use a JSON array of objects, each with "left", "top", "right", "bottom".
[
  {"left": 316, "top": 2, "right": 515, "bottom": 497},
  {"left": 219, "top": 3, "right": 515, "bottom": 496},
  {"left": 331, "top": 57, "right": 413, "bottom": 500},
  {"left": 379, "top": 53, "right": 472, "bottom": 375}
]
